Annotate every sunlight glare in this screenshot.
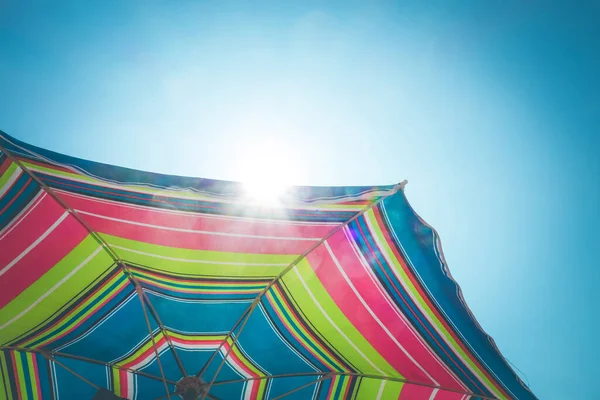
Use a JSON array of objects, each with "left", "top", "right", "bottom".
[{"left": 239, "top": 144, "right": 299, "bottom": 206}]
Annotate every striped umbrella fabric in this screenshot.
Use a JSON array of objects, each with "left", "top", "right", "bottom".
[{"left": 0, "top": 131, "right": 535, "bottom": 400}]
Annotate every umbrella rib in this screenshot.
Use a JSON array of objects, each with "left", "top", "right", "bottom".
[
  {"left": 42, "top": 352, "right": 101, "bottom": 391},
  {"left": 138, "top": 287, "right": 188, "bottom": 376},
  {"left": 196, "top": 182, "right": 406, "bottom": 396},
  {"left": 213, "top": 371, "right": 498, "bottom": 399},
  {"left": 0, "top": 346, "right": 178, "bottom": 385},
  {"left": 137, "top": 286, "right": 173, "bottom": 399},
  {"left": 0, "top": 138, "right": 188, "bottom": 379},
  {"left": 271, "top": 374, "right": 333, "bottom": 400}
]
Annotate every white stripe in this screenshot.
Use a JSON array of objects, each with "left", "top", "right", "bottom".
[
  {"left": 0, "top": 211, "right": 69, "bottom": 277},
  {"left": 0, "top": 246, "right": 103, "bottom": 331},
  {"left": 52, "top": 360, "right": 60, "bottom": 400},
  {"left": 293, "top": 268, "right": 386, "bottom": 375},
  {"left": 0, "top": 191, "right": 46, "bottom": 240},
  {"left": 311, "top": 380, "right": 320, "bottom": 400},
  {"left": 324, "top": 241, "right": 439, "bottom": 385},
  {"left": 146, "top": 290, "right": 252, "bottom": 305},
  {"left": 376, "top": 380, "right": 386, "bottom": 400},
  {"left": 129, "top": 372, "right": 135, "bottom": 400},
  {"left": 58, "top": 189, "right": 339, "bottom": 227},
  {"left": 429, "top": 388, "right": 439, "bottom": 399},
  {"left": 111, "top": 245, "right": 289, "bottom": 266},
  {"left": 0, "top": 166, "right": 21, "bottom": 198},
  {"left": 76, "top": 209, "right": 321, "bottom": 241}
]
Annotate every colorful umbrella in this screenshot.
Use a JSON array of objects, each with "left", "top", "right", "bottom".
[{"left": 0, "top": 132, "right": 535, "bottom": 400}]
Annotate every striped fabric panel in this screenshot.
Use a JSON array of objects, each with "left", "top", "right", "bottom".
[
  {"left": 0, "top": 131, "right": 535, "bottom": 400},
  {"left": 0, "top": 350, "right": 50, "bottom": 400}
]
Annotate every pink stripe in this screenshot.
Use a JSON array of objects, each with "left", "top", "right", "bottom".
[
  {"left": 78, "top": 211, "right": 315, "bottom": 255},
  {"left": 58, "top": 192, "right": 336, "bottom": 238},
  {"left": 434, "top": 390, "right": 466, "bottom": 400},
  {"left": 119, "top": 369, "right": 129, "bottom": 397},
  {"left": 0, "top": 195, "right": 62, "bottom": 266},
  {"left": 0, "top": 215, "right": 88, "bottom": 307},
  {"left": 398, "top": 384, "right": 435, "bottom": 399},
  {"left": 307, "top": 231, "right": 460, "bottom": 387},
  {"left": 248, "top": 380, "right": 260, "bottom": 399}
]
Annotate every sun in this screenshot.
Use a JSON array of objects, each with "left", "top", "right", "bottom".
[{"left": 238, "top": 143, "right": 300, "bottom": 206}]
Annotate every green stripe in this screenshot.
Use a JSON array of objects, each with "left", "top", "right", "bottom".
[
  {"left": 104, "top": 234, "right": 295, "bottom": 277},
  {"left": 355, "top": 378, "right": 403, "bottom": 399},
  {"left": 0, "top": 162, "right": 19, "bottom": 189}
]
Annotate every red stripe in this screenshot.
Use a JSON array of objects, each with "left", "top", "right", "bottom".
[
  {"left": 118, "top": 369, "right": 129, "bottom": 397},
  {"left": 0, "top": 158, "right": 12, "bottom": 176}
]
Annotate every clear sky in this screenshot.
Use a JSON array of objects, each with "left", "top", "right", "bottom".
[{"left": 1, "top": 1, "right": 599, "bottom": 398}]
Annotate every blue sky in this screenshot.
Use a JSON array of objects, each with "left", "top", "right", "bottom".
[{"left": 1, "top": 1, "right": 599, "bottom": 398}]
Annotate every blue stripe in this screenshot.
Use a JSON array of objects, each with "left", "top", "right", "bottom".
[
  {"left": 0, "top": 175, "right": 40, "bottom": 230},
  {"left": 381, "top": 192, "right": 535, "bottom": 399}
]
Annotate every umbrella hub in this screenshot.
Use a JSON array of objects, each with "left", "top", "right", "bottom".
[{"left": 176, "top": 376, "right": 209, "bottom": 399}]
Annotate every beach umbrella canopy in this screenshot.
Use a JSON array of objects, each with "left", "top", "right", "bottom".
[{"left": 0, "top": 132, "right": 535, "bottom": 400}]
